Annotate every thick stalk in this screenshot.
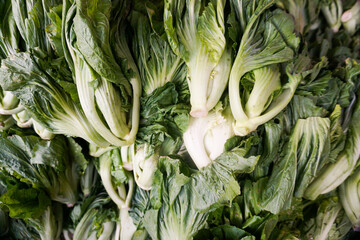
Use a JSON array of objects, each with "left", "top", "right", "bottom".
[
  {"left": 133, "top": 146, "right": 158, "bottom": 190},
  {"left": 73, "top": 209, "right": 96, "bottom": 240},
  {"left": 0, "top": 85, "right": 20, "bottom": 111},
  {"left": 119, "top": 209, "right": 137, "bottom": 240},
  {"left": 183, "top": 114, "right": 219, "bottom": 169},
  {"left": 228, "top": 0, "right": 276, "bottom": 134},
  {"left": 339, "top": 167, "right": 360, "bottom": 226},
  {"left": 0, "top": 105, "right": 23, "bottom": 115},
  {"left": 13, "top": 109, "right": 32, "bottom": 128},
  {"left": 95, "top": 79, "right": 129, "bottom": 138},
  {"left": 205, "top": 48, "right": 231, "bottom": 111},
  {"left": 189, "top": 47, "right": 214, "bottom": 118},
  {"left": 245, "top": 66, "right": 281, "bottom": 118},
  {"left": 0, "top": 115, "right": 14, "bottom": 130},
  {"left": 33, "top": 120, "right": 55, "bottom": 140},
  {"left": 73, "top": 56, "right": 133, "bottom": 146},
  {"left": 98, "top": 155, "right": 126, "bottom": 208},
  {"left": 341, "top": 0, "right": 360, "bottom": 35},
  {"left": 233, "top": 72, "right": 300, "bottom": 136},
  {"left": 98, "top": 221, "right": 116, "bottom": 240},
  {"left": 318, "top": 203, "right": 341, "bottom": 240},
  {"left": 123, "top": 77, "right": 141, "bottom": 145},
  {"left": 229, "top": 59, "right": 249, "bottom": 134}
]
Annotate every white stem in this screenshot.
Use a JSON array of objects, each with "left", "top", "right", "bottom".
[
  {"left": 119, "top": 209, "right": 137, "bottom": 240},
  {"left": 189, "top": 47, "right": 214, "bottom": 118},
  {"left": 0, "top": 105, "right": 24, "bottom": 115},
  {"left": 75, "top": 58, "right": 128, "bottom": 146},
  {"left": 206, "top": 48, "right": 231, "bottom": 111},
  {"left": 123, "top": 76, "right": 141, "bottom": 144},
  {"left": 99, "top": 156, "right": 126, "bottom": 208},
  {"left": 183, "top": 116, "right": 214, "bottom": 169},
  {"left": 229, "top": 58, "right": 248, "bottom": 123},
  {"left": 95, "top": 79, "right": 129, "bottom": 138}
]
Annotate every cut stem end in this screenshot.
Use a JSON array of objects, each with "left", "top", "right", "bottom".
[{"left": 190, "top": 108, "right": 208, "bottom": 118}]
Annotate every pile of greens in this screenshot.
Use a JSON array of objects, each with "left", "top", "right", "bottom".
[{"left": 0, "top": 0, "right": 360, "bottom": 239}]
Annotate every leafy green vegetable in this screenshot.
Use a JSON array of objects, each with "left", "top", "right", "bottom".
[
  {"left": 195, "top": 177, "right": 279, "bottom": 240},
  {"left": 93, "top": 147, "right": 137, "bottom": 240},
  {"left": 321, "top": 0, "right": 343, "bottom": 32},
  {"left": 304, "top": 88, "right": 360, "bottom": 200},
  {"left": 72, "top": 192, "right": 117, "bottom": 240},
  {"left": 301, "top": 196, "right": 352, "bottom": 240},
  {"left": 0, "top": 171, "right": 63, "bottom": 240},
  {"left": 0, "top": 52, "right": 109, "bottom": 146},
  {"left": 164, "top": 0, "right": 231, "bottom": 117},
  {"left": 130, "top": 148, "right": 259, "bottom": 240},
  {"left": 0, "top": 178, "right": 51, "bottom": 220},
  {"left": 64, "top": 0, "right": 141, "bottom": 147},
  {"left": 0, "top": 0, "right": 359, "bottom": 238},
  {"left": 339, "top": 165, "right": 360, "bottom": 229},
  {"left": 228, "top": 0, "right": 300, "bottom": 136},
  {"left": 130, "top": 7, "right": 190, "bottom": 190},
  {"left": 277, "top": 0, "right": 321, "bottom": 34},
  {"left": 261, "top": 117, "right": 330, "bottom": 213},
  {"left": 183, "top": 101, "right": 234, "bottom": 169},
  {"left": 341, "top": 0, "right": 360, "bottom": 35},
  {"left": 0, "top": 133, "right": 86, "bottom": 206}
]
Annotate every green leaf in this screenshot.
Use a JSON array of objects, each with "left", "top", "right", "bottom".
[
  {"left": 339, "top": 165, "right": 360, "bottom": 228},
  {"left": 31, "top": 135, "right": 68, "bottom": 171},
  {"left": 0, "top": 180, "right": 51, "bottom": 220},
  {"left": 164, "top": 0, "right": 229, "bottom": 116},
  {"left": 261, "top": 137, "right": 297, "bottom": 214},
  {"left": 328, "top": 105, "right": 346, "bottom": 163},
  {"left": 132, "top": 10, "right": 185, "bottom": 95},
  {"left": 129, "top": 188, "right": 151, "bottom": 229},
  {"left": 0, "top": 52, "right": 108, "bottom": 146},
  {"left": 97, "top": 148, "right": 128, "bottom": 186},
  {"left": 72, "top": 191, "right": 115, "bottom": 239},
  {"left": 304, "top": 89, "right": 360, "bottom": 200},
  {"left": 229, "top": 3, "right": 301, "bottom": 135},
  {"left": 45, "top": 4, "right": 64, "bottom": 57},
  {"left": 0, "top": 0, "right": 20, "bottom": 57},
  {"left": 301, "top": 196, "right": 347, "bottom": 240},
  {"left": 137, "top": 82, "right": 190, "bottom": 155},
  {"left": 211, "top": 225, "right": 251, "bottom": 240},
  {"left": 285, "top": 95, "right": 327, "bottom": 128},
  {"left": 132, "top": 146, "right": 259, "bottom": 240},
  {"left": 279, "top": 0, "right": 322, "bottom": 34},
  {"left": 67, "top": 137, "right": 88, "bottom": 174},
  {"left": 252, "top": 119, "right": 284, "bottom": 179},
  {"left": 233, "top": 7, "right": 298, "bottom": 75},
  {"left": 0, "top": 133, "right": 83, "bottom": 205},
  {"left": 215, "top": 148, "right": 260, "bottom": 175},
  {"left": 294, "top": 117, "right": 331, "bottom": 197},
  {"left": 0, "top": 135, "right": 40, "bottom": 186},
  {"left": 11, "top": 0, "right": 52, "bottom": 53},
  {"left": 262, "top": 116, "right": 331, "bottom": 212},
  {"left": 73, "top": 0, "right": 128, "bottom": 86},
  {"left": 197, "top": 1, "right": 226, "bottom": 63}
]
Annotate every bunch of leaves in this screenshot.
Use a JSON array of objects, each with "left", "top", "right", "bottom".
[
  {"left": 0, "top": 132, "right": 87, "bottom": 206},
  {"left": 194, "top": 177, "right": 278, "bottom": 240},
  {"left": 0, "top": 171, "right": 63, "bottom": 240},
  {"left": 130, "top": 147, "right": 260, "bottom": 240}
]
